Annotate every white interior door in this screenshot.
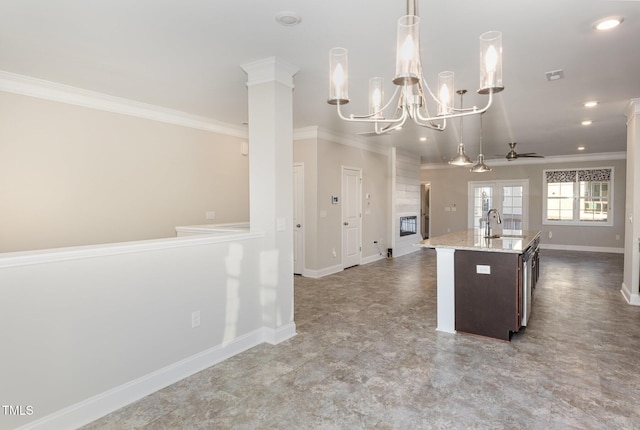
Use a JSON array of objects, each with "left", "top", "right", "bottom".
[
  {"left": 342, "top": 166, "right": 362, "bottom": 269},
  {"left": 293, "top": 163, "right": 304, "bottom": 275}
]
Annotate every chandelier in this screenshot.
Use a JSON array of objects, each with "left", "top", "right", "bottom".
[{"left": 327, "top": 0, "right": 503, "bottom": 135}]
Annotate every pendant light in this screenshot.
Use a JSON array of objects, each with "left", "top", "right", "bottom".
[
  {"left": 449, "top": 90, "right": 473, "bottom": 166},
  {"left": 470, "top": 113, "right": 492, "bottom": 172}
]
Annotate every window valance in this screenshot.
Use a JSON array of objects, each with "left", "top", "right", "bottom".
[{"left": 546, "top": 168, "right": 611, "bottom": 183}]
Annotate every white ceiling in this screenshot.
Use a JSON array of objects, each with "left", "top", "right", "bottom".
[{"left": 1, "top": 0, "right": 639, "bottom": 164}]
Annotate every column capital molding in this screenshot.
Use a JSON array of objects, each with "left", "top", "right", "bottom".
[
  {"left": 241, "top": 57, "right": 299, "bottom": 89},
  {"left": 626, "top": 98, "right": 640, "bottom": 121}
]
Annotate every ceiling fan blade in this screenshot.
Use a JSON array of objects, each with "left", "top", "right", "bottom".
[{"left": 519, "top": 154, "right": 545, "bottom": 158}]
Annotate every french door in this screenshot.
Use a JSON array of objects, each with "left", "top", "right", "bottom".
[{"left": 468, "top": 180, "right": 529, "bottom": 234}]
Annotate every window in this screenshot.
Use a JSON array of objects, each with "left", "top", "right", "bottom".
[
  {"left": 468, "top": 180, "right": 528, "bottom": 233},
  {"left": 543, "top": 168, "right": 613, "bottom": 226}
]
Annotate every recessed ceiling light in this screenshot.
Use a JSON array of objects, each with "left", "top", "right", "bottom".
[
  {"left": 581, "top": 120, "right": 592, "bottom": 126},
  {"left": 577, "top": 146, "right": 585, "bottom": 151},
  {"left": 419, "top": 137, "right": 427, "bottom": 142},
  {"left": 594, "top": 17, "right": 623, "bottom": 31},
  {"left": 276, "top": 11, "right": 302, "bottom": 26},
  {"left": 584, "top": 101, "right": 598, "bottom": 108}
]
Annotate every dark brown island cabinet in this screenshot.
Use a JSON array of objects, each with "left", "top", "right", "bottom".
[
  {"left": 418, "top": 230, "right": 541, "bottom": 341},
  {"left": 454, "top": 246, "right": 538, "bottom": 340}
]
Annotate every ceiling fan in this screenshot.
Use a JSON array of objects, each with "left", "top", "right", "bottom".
[{"left": 503, "top": 142, "right": 544, "bottom": 161}]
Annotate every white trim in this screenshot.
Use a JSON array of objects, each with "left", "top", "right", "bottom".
[
  {"left": 262, "top": 322, "right": 297, "bottom": 345},
  {"left": 542, "top": 166, "right": 614, "bottom": 227},
  {"left": 362, "top": 253, "right": 386, "bottom": 265},
  {"left": 435, "top": 247, "right": 456, "bottom": 334},
  {"left": 468, "top": 179, "right": 529, "bottom": 230},
  {"left": 294, "top": 126, "right": 388, "bottom": 155},
  {"left": 302, "top": 263, "right": 344, "bottom": 279},
  {"left": 390, "top": 245, "right": 421, "bottom": 258},
  {"left": 621, "top": 282, "right": 640, "bottom": 306},
  {"left": 15, "top": 326, "right": 285, "bottom": 430},
  {"left": 626, "top": 98, "right": 640, "bottom": 122},
  {"left": 293, "top": 162, "right": 305, "bottom": 275},
  {"left": 341, "top": 165, "right": 363, "bottom": 269},
  {"left": 240, "top": 57, "right": 299, "bottom": 89},
  {"left": 421, "top": 151, "right": 626, "bottom": 170},
  {"left": 540, "top": 243, "right": 623, "bottom": 254},
  {"left": 0, "top": 231, "right": 264, "bottom": 269},
  {"left": 0, "top": 70, "right": 248, "bottom": 138}
]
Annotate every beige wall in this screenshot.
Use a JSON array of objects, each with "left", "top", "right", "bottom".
[
  {"left": 421, "top": 158, "right": 626, "bottom": 250},
  {"left": 294, "top": 136, "right": 389, "bottom": 272},
  {"left": 0, "top": 92, "right": 249, "bottom": 253}
]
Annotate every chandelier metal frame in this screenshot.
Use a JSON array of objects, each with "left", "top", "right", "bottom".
[{"left": 327, "top": 0, "right": 504, "bottom": 135}]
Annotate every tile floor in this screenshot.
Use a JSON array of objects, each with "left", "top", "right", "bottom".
[{"left": 82, "top": 249, "right": 640, "bottom": 429}]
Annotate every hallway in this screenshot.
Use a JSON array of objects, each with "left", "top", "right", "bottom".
[{"left": 83, "top": 249, "right": 640, "bottom": 429}]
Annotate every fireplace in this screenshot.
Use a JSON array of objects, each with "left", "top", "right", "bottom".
[{"left": 399, "top": 215, "right": 417, "bottom": 237}]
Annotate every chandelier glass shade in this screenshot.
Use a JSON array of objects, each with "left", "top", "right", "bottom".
[{"left": 327, "top": 2, "right": 503, "bottom": 136}]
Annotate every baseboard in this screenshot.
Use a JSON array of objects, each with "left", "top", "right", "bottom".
[
  {"left": 621, "top": 282, "right": 640, "bottom": 306},
  {"left": 16, "top": 326, "right": 287, "bottom": 430},
  {"left": 361, "top": 253, "right": 386, "bottom": 265},
  {"left": 540, "top": 243, "right": 624, "bottom": 254},
  {"left": 390, "top": 245, "right": 421, "bottom": 258},
  {"left": 303, "top": 264, "right": 343, "bottom": 279},
  {"left": 262, "top": 322, "right": 297, "bottom": 345}
]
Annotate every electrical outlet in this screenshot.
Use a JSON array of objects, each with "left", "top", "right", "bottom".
[
  {"left": 332, "top": 248, "right": 337, "bottom": 257},
  {"left": 191, "top": 311, "right": 201, "bottom": 328},
  {"left": 205, "top": 211, "right": 216, "bottom": 220},
  {"left": 548, "top": 231, "right": 553, "bottom": 239}
]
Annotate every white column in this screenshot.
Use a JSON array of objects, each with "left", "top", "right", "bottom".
[
  {"left": 435, "top": 247, "right": 456, "bottom": 333},
  {"left": 241, "top": 57, "right": 299, "bottom": 341},
  {"left": 622, "top": 99, "right": 640, "bottom": 305}
]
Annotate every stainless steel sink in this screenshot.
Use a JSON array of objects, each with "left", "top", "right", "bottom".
[{"left": 484, "top": 234, "right": 525, "bottom": 239}]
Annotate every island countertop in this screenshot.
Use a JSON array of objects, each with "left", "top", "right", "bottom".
[{"left": 417, "top": 229, "right": 541, "bottom": 253}]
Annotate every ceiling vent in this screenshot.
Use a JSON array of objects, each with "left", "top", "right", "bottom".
[{"left": 545, "top": 69, "right": 564, "bottom": 81}]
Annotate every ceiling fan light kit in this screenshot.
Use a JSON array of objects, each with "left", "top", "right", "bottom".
[
  {"left": 504, "top": 142, "right": 544, "bottom": 161},
  {"left": 327, "top": 0, "right": 504, "bottom": 138}
]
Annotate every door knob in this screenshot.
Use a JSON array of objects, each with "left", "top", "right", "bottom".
[
  {"left": 344, "top": 222, "right": 349, "bottom": 226},
  {"left": 296, "top": 224, "right": 301, "bottom": 228}
]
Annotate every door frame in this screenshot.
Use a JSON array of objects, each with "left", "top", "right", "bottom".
[
  {"left": 421, "top": 182, "right": 431, "bottom": 239},
  {"left": 293, "top": 163, "right": 305, "bottom": 275},
  {"left": 341, "top": 166, "right": 362, "bottom": 269}
]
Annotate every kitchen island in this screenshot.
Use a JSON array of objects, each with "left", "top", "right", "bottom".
[{"left": 417, "top": 229, "right": 541, "bottom": 341}]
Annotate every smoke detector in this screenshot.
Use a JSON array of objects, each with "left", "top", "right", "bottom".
[
  {"left": 276, "top": 11, "right": 302, "bottom": 26},
  {"left": 545, "top": 69, "right": 564, "bottom": 82}
]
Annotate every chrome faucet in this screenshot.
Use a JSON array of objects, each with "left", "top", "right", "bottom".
[{"left": 485, "top": 208, "right": 502, "bottom": 238}]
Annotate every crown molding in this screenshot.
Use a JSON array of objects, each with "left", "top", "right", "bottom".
[
  {"left": 421, "top": 151, "right": 627, "bottom": 170},
  {"left": 293, "top": 126, "right": 389, "bottom": 155},
  {"left": 0, "top": 70, "right": 248, "bottom": 138}
]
